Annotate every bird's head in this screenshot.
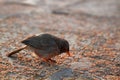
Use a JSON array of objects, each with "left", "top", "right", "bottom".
[{"left": 59, "top": 39, "right": 69, "bottom": 53}]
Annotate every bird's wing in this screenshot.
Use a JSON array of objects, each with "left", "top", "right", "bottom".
[{"left": 21, "top": 36, "right": 60, "bottom": 53}]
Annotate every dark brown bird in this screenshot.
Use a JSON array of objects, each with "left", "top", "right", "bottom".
[{"left": 7, "top": 33, "right": 71, "bottom": 63}]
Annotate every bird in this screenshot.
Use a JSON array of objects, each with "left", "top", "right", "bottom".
[{"left": 7, "top": 33, "right": 71, "bottom": 63}]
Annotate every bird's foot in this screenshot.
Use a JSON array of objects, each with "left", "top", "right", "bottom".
[
  {"left": 41, "top": 58, "right": 56, "bottom": 65},
  {"left": 48, "top": 59, "right": 56, "bottom": 65}
]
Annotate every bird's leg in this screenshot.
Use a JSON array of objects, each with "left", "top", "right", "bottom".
[
  {"left": 48, "top": 59, "right": 56, "bottom": 63},
  {"left": 41, "top": 58, "right": 49, "bottom": 63},
  {"left": 7, "top": 45, "right": 27, "bottom": 57},
  {"left": 34, "top": 51, "right": 56, "bottom": 64},
  {"left": 41, "top": 58, "right": 56, "bottom": 64},
  {"left": 33, "top": 52, "right": 51, "bottom": 64}
]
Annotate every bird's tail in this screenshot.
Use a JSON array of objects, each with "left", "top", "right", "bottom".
[{"left": 7, "top": 45, "right": 27, "bottom": 57}]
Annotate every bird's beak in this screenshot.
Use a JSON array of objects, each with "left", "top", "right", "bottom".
[{"left": 66, "top": 51, "right": 72, "bottom": 56}]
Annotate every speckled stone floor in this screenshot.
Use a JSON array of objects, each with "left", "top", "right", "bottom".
[{"left": 0, "top": 0, "right": 120, "bottom": 80}]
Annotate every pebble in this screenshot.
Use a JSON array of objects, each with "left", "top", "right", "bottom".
[{"left": 50, "top": 68, "right": 73, "bottom": 80}]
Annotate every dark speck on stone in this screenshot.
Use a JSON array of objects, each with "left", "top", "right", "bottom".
[
  {"left": 50, "top": 68, "right": 73, "bottom": 80},
  {"left": 39, "top": 71, "right": 46, "bottom": 77}
]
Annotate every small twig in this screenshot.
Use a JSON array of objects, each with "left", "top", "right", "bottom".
[{"left": 6, "top": 45, "right": 27, "bottom": 57}]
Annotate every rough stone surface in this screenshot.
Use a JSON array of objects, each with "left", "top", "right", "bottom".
[
  {"left": 69, "top": 58, "right": 92, "bottom": 70},
  {"left": 0, "top": 0, "right": 120, "bottom": 80}
]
